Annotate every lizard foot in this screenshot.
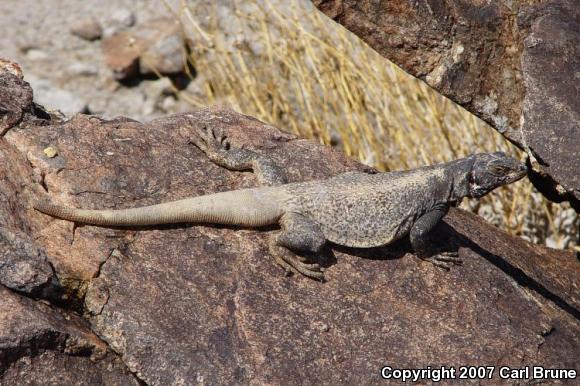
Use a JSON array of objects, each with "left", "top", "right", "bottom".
[
  {"left": 421, "top": 251, "right": 462, "bottom": 271},
  {"left": 270, "top": 244, "right": 325, "bottom": 281},
  {"left": 190, "top": 125, "right": 288, "bottom": 186},
  {"left": 190, "top": 126, "right": 231, "bottom": 155},
  {"left": 189, "top": 126, "right": 270, "bottom": 176}
]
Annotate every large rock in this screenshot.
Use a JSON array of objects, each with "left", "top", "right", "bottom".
[
  {"left": 1, "top": 64, "right": 578, "bottom": 384},
  {"left": 312, "top": 0, "right": 580, "bottom": 209},
  {"left": 0, "top": 286, "right": 140, "bottom": 384},
  {"left": 0, "top": 65, "right": 33, "bottom": 136}
]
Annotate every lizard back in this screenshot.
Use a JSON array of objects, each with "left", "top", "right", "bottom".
[{"left": 282, "top": 168, "right": 450, "bottom": 248}]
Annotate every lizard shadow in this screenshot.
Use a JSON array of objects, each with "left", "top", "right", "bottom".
[
  {"left": 328, "top": 220, "right": 464, "bottom": 264},
  {"left": 97, "top": 222, "right": 407, "bottom": 270},
  {"left": 93, "top": 221, "right": 580, "bottom": 320},
  {"left": 329, "top": 239, "right": 409, "bottom": 262},
  {"left": 434, "top": 220, "right": 580, "bottom": 321}
]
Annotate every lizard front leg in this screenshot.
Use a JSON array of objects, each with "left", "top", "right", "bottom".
[
  {"left": 269, "top": 212, "right": 326, "bottom": 280},
  {"left": 410, "top": 204, "right": 462, "bottom": 270},
  {"left": 190, "top": 126, "right": 287, "bottom": 186}
]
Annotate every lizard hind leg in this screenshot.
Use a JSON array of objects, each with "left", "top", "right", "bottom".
[
  {"left": 269, "top": 213, "right": 326, "bottom": 280},
  {"left": 189, "top": 126, "right": 288, "bottom": 186}
]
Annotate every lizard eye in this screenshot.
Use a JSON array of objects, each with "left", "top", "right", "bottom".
[{"left": 491, "top": 165, "right": 509, "bottom": 174}]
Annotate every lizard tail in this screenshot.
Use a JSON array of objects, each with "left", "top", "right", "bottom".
[{"left": 33, "top": 188, "right": 284, "bottom": 227}]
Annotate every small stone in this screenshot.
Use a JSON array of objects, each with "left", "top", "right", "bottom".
[
  {"left": 142, "top": 76, "right": 174, "bottom": 96},
  {"left": 161, "top": 95, "right": 176, "bottom": 111},
  {"left": 102, "top": 32, "right": 140, "bottom": 79},
  {"left": 138, "top": 21, "right": 184, "bottom": 75},
  {"left": 70, "top": 17, "right": 103, "bottom": 41},
  {"left": 0, "top": 228, "right": 54, "bottom": 294},
  {"left": 111, "top": 8, "right": 136, "bottom": 29},
  {"left": 25, "top": 48, "right": 49, "bottom": 61},
  {"left": 43, "top": 146, "right": 58, "bottom": 158}
]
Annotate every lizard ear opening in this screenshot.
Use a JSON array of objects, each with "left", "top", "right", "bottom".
[{"left": 466, "top": 155, "right": 488, "bottom": 198}]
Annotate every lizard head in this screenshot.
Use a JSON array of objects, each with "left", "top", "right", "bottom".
[{"left": 467, "top": 152, "right": 527, "bottom": 198}]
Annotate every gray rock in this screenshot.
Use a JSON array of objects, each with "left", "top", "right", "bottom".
[
  {"left": 0, "top": 69, "right": 33, "bottom": 136},
  {"left": 26, "top": 75, "right": 87, "bottom": 114},
  {"left": 0, "top": 227, "right": 55, "bottom": 296},
  {"left": 70, "top": 17, "right": 103, "bottom": 41},
  {"left": 110, "top": 8, "right": 136, "bottom": 29},
  {"left": 140, "top": 33, "right": 183, "bottom": 75},
  {"left": 519, "top": 1, "right": 580, "bottom": 207}
]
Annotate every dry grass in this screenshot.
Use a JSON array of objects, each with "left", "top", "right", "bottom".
[{"left": 167, "top": 0, "right": 578, "bottom": 250}]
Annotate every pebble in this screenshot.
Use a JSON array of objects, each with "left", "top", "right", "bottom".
[
  {"left": 70, "top": 17, "right": 103, "bottom": 41},
  {"left": 111, "top": 8, "right": 136, "bottom": 29},
  {"left": 43, "top": 146, "right": 58, "bottom": 158},
  {"left": 25, "top": 48, "right": 49, "bottom": 61}
]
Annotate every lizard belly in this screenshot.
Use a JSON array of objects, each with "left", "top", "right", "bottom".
[{"left": 316, "top": 204, "right": 416, "bottom": 248}]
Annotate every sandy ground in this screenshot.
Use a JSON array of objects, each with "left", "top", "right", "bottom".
[{"left": 0, "top": 0, "right": 184, "bottom": 121}]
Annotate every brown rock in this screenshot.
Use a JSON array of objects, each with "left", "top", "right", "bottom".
[
  {"left": 520, "top": 2, "right": 580, "bottom": 207},
  {"left": 0, "top": 287, "right": 139, "bottom": 385},
  {"left": 1, "top": 63, "right": 579, "bottom": 384},
  {"left": 101, "top": 32, "right": 140, "bottom": 80},
  {"left": 312, "top": 0, "right": 580, "bottom": 209},
  {"left": 0, "top": 69, "right": 33, "bottom": 136},
  {"left": 102, "top": 18, "right": 185, "bottom": 80}
]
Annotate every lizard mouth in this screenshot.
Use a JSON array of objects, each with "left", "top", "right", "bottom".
[{"left": 506, "top": 163, "right": 528, "bottom": 184}]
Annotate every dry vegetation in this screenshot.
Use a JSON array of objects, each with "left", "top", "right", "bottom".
[{"left": 167, "top": 0, "right": 578, "bottom": 250}]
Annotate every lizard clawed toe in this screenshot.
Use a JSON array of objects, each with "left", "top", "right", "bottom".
[
  {"left": 281, "top": 255, "right": 325, "bottom": 280},
  {"left": 270, "top": 243, "right": 325, "bottom": 280},
  {"left": 190, "top": 126, "right": 235, "bottom": 161},
  {"left": 272, "top": 254, "right": 300, "bottom": 276},
  {"left": 189, "top": 130, "right": 209, "bottom": 152},
  {"left": 421, "top": 252, "right": 462, "bottom": 270}
]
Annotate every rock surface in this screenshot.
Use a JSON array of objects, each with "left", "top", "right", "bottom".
[
  {"left": 1, "top": 69, "right": 579, "bottom": 384},
  {"left": 312, "top": 0, "right": 580, "bottom": 209}
]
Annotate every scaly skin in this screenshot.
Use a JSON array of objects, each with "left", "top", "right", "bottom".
[{"left": 34, "top": 126, "right": 527, "bottom": 280}]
